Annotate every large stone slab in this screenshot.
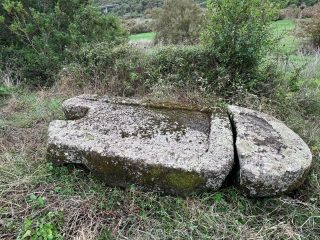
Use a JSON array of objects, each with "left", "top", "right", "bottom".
[
  {"left": 47, "top": 95, "right": 234, "bottom": 195},
  {"left": 228, "top": 105, "right": 313, "bottom": 197}
]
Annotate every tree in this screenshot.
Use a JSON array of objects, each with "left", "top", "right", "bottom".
[{"left": 151, "top": 0, "right": 205, "bottom": 45}]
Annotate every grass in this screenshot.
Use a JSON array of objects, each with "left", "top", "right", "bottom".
[
  {"left": 0, "top": 85, "right": 319, "bottom": 239},
  {"left": 129, "top": 32, "right": 156, "bottom": 42},
  {"left": 0, "top": 20, "right": 320, "bottom": 240},
  {"left": 0, "top": 91, "right": 63, "bottom": 128},
  {"left": 0, "top": 85, "right": 13, "bottom": 97},
  {"left": 272, "top": 19, "right": 299, "bottom": 55},
  {"left": 272, "top": 20, "right": 320, "bottom": 87},
  {"left": 273, "top": 19, "right": 296, "bottom": 32}
]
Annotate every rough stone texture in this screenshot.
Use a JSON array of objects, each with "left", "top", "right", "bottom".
[
  {"left": 228, "top": 105, "right": 313, "bottom": 197},
  {"left": 47, "top": 95, "right": 234, "bottom": 195}
]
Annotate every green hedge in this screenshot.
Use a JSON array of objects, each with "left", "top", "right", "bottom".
[{"left": 67, "top": 43, "right": 275, "bottom": 96}]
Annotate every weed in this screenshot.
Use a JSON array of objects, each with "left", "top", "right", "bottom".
[
  {"left": 27, "top": 194, "right": 46, "bottom": 209},
  {"left": 19, "top": 211, "right": 64, "bottom": 240},
  {"left": 0, "top": 85, "right": 13, "bottom": 97}
]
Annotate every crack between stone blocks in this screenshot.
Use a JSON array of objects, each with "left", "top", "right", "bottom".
[{"left": 223, "top": 110, "right": 240, "bottom": 186}]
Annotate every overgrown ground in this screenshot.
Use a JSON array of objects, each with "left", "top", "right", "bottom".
[{"left": 0, "top": 20, "right": 320, "bottom": 239}]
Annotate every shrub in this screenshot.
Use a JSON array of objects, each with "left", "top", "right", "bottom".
[
  {"left": 65, "top": 43, "right": 241, "bottom": 96},
  {"left": 65, "top": 43, "right": 146, "bottom": 95},
  {"left": 144, "top": 46, "right": 221, "bottom": 90},
  {"left": 0, "top": 84, "right": 13, "bottom": 97},
  {"left": 20, "top": 211, "right": 64, "bottom": 240},
  {"left": 278, "top": 5, "right": 301, "bottom": 19},
  {"left": 0, "top": 0, "right": 127, "bottom": 86},
  {"left": 303, "top": 3, "right": 320, "bottom": 48},
  {"left": 203, "top": 0, "right": 278, "bottom": 88},
  {"left": 124, "top": 18, "right": 152, "bottom": 34},
  {"left": 151, "top": 0, "right": 205, "bottom": 44},
  {"left": 278, "top": 2, "right": 320, "bottom": 20}
]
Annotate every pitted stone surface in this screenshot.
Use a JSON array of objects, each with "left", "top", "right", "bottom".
[
  {"left": 228, "top": 105, "right": 313, "bottom": 197},
  {"left": 47, "top": 95, "right": 234, "bottom": 195},
  {"left": 47, "top": 95, "right": 313, "bottom": 197}
]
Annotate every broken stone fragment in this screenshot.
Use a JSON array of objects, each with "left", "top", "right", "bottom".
[
  {"left": 228, "top": 105, "right": 313, "bottom": 197},
  {"left": 47, "top": 95, "right": 234, "bottom": 195}
]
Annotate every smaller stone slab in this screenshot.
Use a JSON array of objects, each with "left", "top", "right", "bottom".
[
  {"left": 47, "top": 95, "right": 234, "bottom": 195},
  {"left": 228, "top": 105, "right": 313, "bottom": 197}
]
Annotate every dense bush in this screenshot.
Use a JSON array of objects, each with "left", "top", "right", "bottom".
[
  {"left": 65, "top": 42, "right": 276, "bottom": 96},
  {"left": 145, "top": 46, "right": 219, "bottom": 89},
  {"left": 278, "top": 5, "right": 301, "bottom": 19},
  {"left": 65, "top": 43, "right": 220, "bottom": 95},
  {"left": 203, "top": 0, "right": 278, "bottom": 88},
  {"left": 151, "top": 0, "right": 205, "bottom": 44},
  {"left": 0, "top": 0, "right": 127, "bottom": 86},
  {"left": 65, "top": 0, "right": 285, "bottom": 96},
  {"left": 303, "top": 4, "right": 320, "bottom": 47},
  {"left": 278, "top": 2, "right": 320, "bottom": 20},
  {"left": 0, "top": 85, "right": 13, "bottom": 97},
  {"left": 63, "top": 43, "right": 145, "bottom": 95},
  {"left": 124, "top": 18, "right": 152, "bottom": 34}
]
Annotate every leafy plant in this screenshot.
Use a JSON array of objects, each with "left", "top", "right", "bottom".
[
  {"left": 20, "top": 211, "right": 64, "bottom": 240},
  {"left": 0, "top": 84, "right": 12, "bottom": 97},
  {"left": 302, "top": 3, "right": 320, "bottom": 48},
  {"left": 27, "top": 194, "right": 46, "bottom": 209},
  {"left": 203, "top": 0, "right": 279, "bottom": 88},
  {"left": 0, "top": 0, "right": 127, "bottom": 86}
]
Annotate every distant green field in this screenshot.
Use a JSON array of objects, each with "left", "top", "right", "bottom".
[
  {"left": 272, "top": 19, "right": 299, "bottom": 54},
  {"left": 272, "top": 19, "right": 295, "bottom": 32},
  {"left": 129, "top": 32, "right": 156, "bottom": 42},
  {"left": 130, "top": 20, "right": 296, "bottom": 45},
  {"left": 272, "top": 20, "right": 320, "bottom": 86}
]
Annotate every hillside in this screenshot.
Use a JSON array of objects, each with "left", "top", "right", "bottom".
[
  {"left": 95, "top": 0, "right": 206, "bottom": 17},
  {"left": 95, "top": 0, "right": 319, "bottom": 17}
]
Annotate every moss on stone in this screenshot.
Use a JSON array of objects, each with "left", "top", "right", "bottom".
[
  {"left": 50, "top": 145, "right": 207, "bottom": 195},
  {"left": 148, "top": 166, "right": 163, "bottom": 179},
  {"left": 165, "top": 171, "right": 204, "bottom": 190}
]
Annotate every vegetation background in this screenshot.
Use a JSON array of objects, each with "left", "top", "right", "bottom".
[{"left": 0, "top": 0, "right": 320, "bottom": 239}]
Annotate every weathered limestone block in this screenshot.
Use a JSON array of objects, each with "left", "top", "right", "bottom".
[
  {"left": 47, "top": 95, "right": 234, "bottom": 195},
  {"left": 228, "top": 105, "right": 313, "bottom": 197}
]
